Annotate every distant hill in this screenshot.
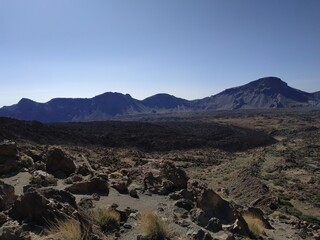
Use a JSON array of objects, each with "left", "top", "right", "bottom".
[
  {"left": 312, "top": 91, "right": 320, "bottom": 106},
  {"left": 142, "top": 93, "right": 190, "bottom": 110},
  {"left": 0, "top": 77, "right": 319, "bottom": 122},
  {"left": 0, "top": 92, "right": 147, "bottom": 122},
  {"left": 194, "top": 77, "right": 313, "bottom": 110}
]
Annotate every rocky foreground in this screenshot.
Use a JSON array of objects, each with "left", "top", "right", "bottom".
[{"left": 0, "top": 140, "right": 319, "bottom": 240}]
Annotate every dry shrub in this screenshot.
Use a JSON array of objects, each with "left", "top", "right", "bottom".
[
  {"left": 47, "top": 218, "right": 87, "bottom": 240},
  {"left": 243, "top": 212, "right": 265, "bottom": 236},
  {"left": 141, "top": 212, "right": 169, "bottom": 239},
  {"left": 89, "top": 206, "right": 120, "bottom": 232}
]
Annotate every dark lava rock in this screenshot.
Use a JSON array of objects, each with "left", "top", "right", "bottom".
[
  {"left": 45, "top": 147, "right": 76, "bottom": 177},
  {"left": 65, "top": 176, "right": 109, "bottom": 195},
  {"left": 0, "top": 180, "right": 17, "bottom": 211}
]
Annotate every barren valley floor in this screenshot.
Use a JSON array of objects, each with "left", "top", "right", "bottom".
[{"left": 0, "top": 109, "right": 319, "bottom": 239}]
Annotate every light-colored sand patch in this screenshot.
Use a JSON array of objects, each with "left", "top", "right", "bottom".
[{"left": 1, "top": 171, "right": 31, "bottom": 195}]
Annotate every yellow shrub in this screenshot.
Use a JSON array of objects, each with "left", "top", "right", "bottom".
[
  {"left": 89, "top": 207, "right": 120, "bottom": 232},
  {"left": 47, "top": 218, "right": 87, "bottom": 240},
  {"left": 141, "top": 212, "right": 169, "bottom": 239},
  {"left": 243, "top": 213, "right": 265, "bottom": 236}
]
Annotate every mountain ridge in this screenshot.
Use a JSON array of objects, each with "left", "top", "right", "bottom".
[{"left": 0, "top": 77, "right": 319, "bottom": 122}]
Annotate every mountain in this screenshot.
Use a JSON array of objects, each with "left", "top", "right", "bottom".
[
  {"left": 142, "top": 93, "right": 190, "bottom": 110},
  {"left": 0, "top": 92, "right": 147, "bottom": 122},
  {"left": 194, "top": 77, "right": 313, "bottom": 110},
  {"left": 0, "top": 77, "right": 319, "bottom": 122}
]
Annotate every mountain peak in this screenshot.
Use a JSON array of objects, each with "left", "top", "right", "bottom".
[
  {"left": 253, "top": 77, "right": 287, "bottom": 88},
  {"left": 18, "top": 98, "right": 35, "bottom": 104},
  {"left": 142, "top": 93, "right": 189, "bottom": 109}
]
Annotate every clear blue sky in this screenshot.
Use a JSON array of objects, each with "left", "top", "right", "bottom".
[{"left": 0, "top": 0, "right": 319, "bottom": 107}]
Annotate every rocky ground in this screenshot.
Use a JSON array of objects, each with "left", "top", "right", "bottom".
[{"left": 0, "top": 109, "right": 320, "bottom": 239}]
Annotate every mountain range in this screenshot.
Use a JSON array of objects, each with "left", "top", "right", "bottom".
[{"left": 1, "top": 77, "right": 319, "bottom": 122}]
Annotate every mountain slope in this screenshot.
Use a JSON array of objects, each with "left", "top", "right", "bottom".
[
  {"left": 142, "top": 93, "right": 190, "bottom": 110},
  {"left": 0, "top": 92, "right": 147, "bottom": 122},
  {"left": 194, "top": 77, "right": 312, "bottom": 110}
]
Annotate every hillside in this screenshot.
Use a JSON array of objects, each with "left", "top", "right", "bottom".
[{"left": 194, "top": 77, "right": 312, "bottom": 110}]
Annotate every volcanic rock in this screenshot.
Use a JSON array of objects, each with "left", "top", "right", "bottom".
[
  {"left": 9, "top": 187, "right": 77, "bottom": 225},
  {"left": 45, "top": 147, "right": 77, "bottom": 177},
  {"left": 0, "top": 140, "right": 17, "bottom": 157},
  {"left": 65, "top": 176, "right": 109, "bottom": 195},
  {"left": 0, "top": 180, "right": 17, "bottom": 211},
  {"left": 0, "top": 140, "right": 19, "bottom": 174},
  {"left": 0, "top": 220, "right": 30, "bottom": 240}
]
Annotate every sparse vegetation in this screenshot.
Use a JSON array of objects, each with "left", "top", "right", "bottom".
[
  {"left": 243, "top": 213, "right": 265, "bottom": 236},
  {"left": 89, "top": 206, "right": 120, "bottom": 232},
  {"left": 46, "top": 218, "right": 87, "bottom": 240},
  {"left": 30, "top": 174, "right": 57, "bottom": 186},
  {"left": 141, "top": 212, "right": 169, "bottom": 239}
]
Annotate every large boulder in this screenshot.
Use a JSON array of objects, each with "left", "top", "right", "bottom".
[
  {"left": 9, "top": 188, "right": 77, "bottom": 225},
  {"left": 159, "top": 161, "right": 188, "bottom": 190},
  {"left": 0, "top": 140, "right": 19, "bottom": 175},
  {"left": 197, "top": 188, "right": 236, "bottom": 225},
  {"left": 65, "top": 176, "right": 109, "bottom": 195},
  {"left": 143, "top": 161, "right": 188, "bottom": 195},
  {"left": 0, "top": 140, "right": 18, "bottom": 157},
  {"left": 0, "top": 180, "right": 17, "bottom": 211},
  {"left": 188, "top": 180, "right": 236, "bottom": 226},
  {"left": 109, "top": 171, "right": 131, "bottom": 194},
  {"left": 45, "top": 147, "right": 77, "bottom": 177}
]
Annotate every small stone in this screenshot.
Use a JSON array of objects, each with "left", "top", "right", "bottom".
[
  {"left": 129, "top": 189, "right": 139, "bottom": 199},
  {"left": 173, "top": 207, "right": 189, "bottom": 219},
  {"left": 205, "top": 217, "right": 222, "bottom": 233},
  {"left": 177, "top": 219, "right": 190, "bottom": 227},
  {"left": 123, "top": 223, "right": 132, "bottom": 229},
  {"left": 175, "top": 198, "right": 194, "bottom": 210}
]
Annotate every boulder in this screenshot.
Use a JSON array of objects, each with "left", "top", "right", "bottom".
[
  {"left": 0, "top": 180, "right": 17, "bottom": 211},
  {"left": 65, "top": 176, "right": 109, "bottom": 195},
  {"left": 159, "top": 161, "right": 188, "bottom": 190},
  {"left": 175, "top": 198, "right": 194, "bottom": 211},
  {"left": 188, "top": 180, "right": 236, "bottom": 226},
  {"left": 190, "top": 208, "right": 208, "bottom": 227},
  {"left": 197, "top": 188, "right": 236, "bottom": 225},
  {"left": 205, "top": 217, "right": 222, "bottom": 233},
  {"left": 129, "top": 189, "right": 139, "bottom": 199},
  {"left": 0, "top": 212, "right": 7, "bottom": 226},
  {"left": 76, "top": 163, "right": 92, "bottom": 176},
  {"left": 0, "top": 140, "right": 17, "bottom": 157},
  {"left": 143, "top": 161, "right": 189, "bottom": 195},
  {"left": 108, "top": 171, "right": 131, "bottom": 194},
  {"left": 173, "top": 207, "right": 189, "bottom": 219},
  {"left": 110, "top": 180, "right": 129, "bottom": 194},
  {"left": 0, "top": 140, "right": 19, "bottom": 174},
  {"left": 169, "top": 189, "right": 194, "bottom": 201},
  {"left": 9, "top": 188, "right": 77, "bottom": 225},
  {"left": 45, "top": 147, "right": 76, "bottom": 177}
]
